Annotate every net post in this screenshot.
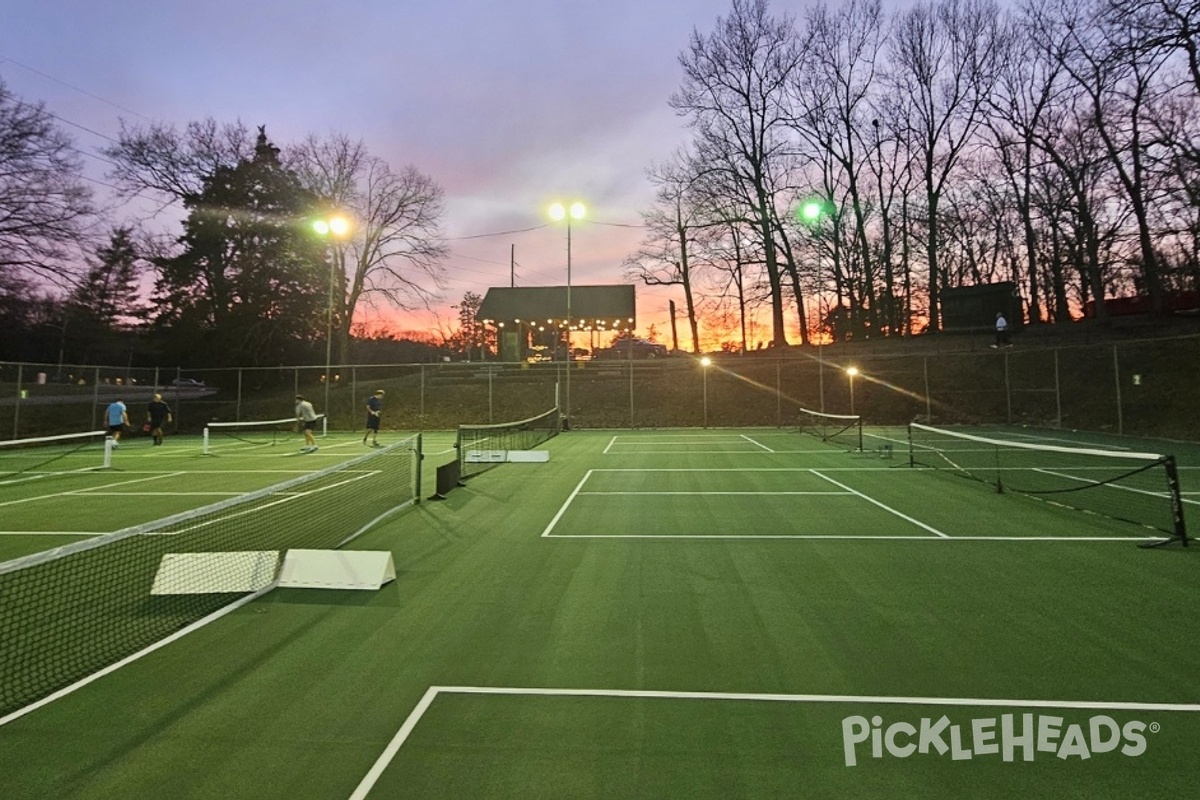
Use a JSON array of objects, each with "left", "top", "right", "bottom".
[
  {"left": 202, "top": 426, "right": 211, "bottom": 456},
  {"left": 993, "top": 443, "right": 1004, "bottom": 493},
  {"left": 1167, "top": 456, "right": 1188, "bottom": 546},
  {"left": 855, "top": 417, "right": 863, "bottom": 452},
  {"left": 414, "top": 433, "right": 423, "bottom": 502},
  {"left": 103, "top": 436, "right": 113, "bottom": 469},
  {"left": 1141, "top": 456, "right": 1189, "bottom": 548},
  {"left": 907, "top": 423, "right": 914, "bottom": 468}
]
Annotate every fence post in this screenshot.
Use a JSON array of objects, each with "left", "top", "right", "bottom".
[
  {"left": 1113, "top": 344, "right": 1123, "bottom": 435},
  {"left": 12, "top": 363, "right": 22, "bottom": 438},
  {"left": 923, "top": 356, "right": 932, "bottom": 423},
  {"left": 92, "top": 367, "right": 101, "bottom": 430},
  {"left": 628, "top": 361, "right": 635, "bottom": 427},
  {"left": 1004, "top": 351, "right": 1012, "bottom": 425},
  {"left": 776, "top": 359, "right": 782, "bottom": 426},
  {"left": 1054, "top": 349, "right": 1062, "bottom": 428}
]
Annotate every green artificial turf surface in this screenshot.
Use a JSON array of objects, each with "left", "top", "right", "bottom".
[{"left": 1, "top": 427, "right": 1198, "bottom": 798}]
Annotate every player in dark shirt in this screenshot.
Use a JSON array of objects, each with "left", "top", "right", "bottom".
[
  {"left": 363, "top": 389, "right": 385, "bottom": 446},
  {"left": 147, "top": 393, "right": 173, "bottom": 446}
]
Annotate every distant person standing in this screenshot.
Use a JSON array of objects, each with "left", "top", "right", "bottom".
[
  {"left": 146, "top": 393, "right": 172, "bottom": 446},
  {"left": 106, "top": 398, "right": 129, "bottom": 448},
  {"left": 363, "top": 389, "right": 385, "bottom": 446},
  {"left": 295, "top": 395, "right": 319, "bottom": 453},
  {"left": 993, "top": 312, "right": 1011, "bottom": 348}
]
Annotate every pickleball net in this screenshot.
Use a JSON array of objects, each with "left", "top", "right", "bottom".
[
  {"left": 0, "top": 433, "right": 422, "bottom": 722},
  {"left": 456, "top": 407, "right": 562, "bottom": 479},
  {"left": 907, "top": 422, "right": 1187, "bottom": 545},
  {"left": 202, "top": 416, "right": 327, "bottom": 455},
  {"left": 796, "top": 407, "right": 863, "bottom": 452},
  {"left": 0, "top": 431, "right": 112, "bottom": 483}
]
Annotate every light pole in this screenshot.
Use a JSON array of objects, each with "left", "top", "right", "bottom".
[
  {"left": 701, "top": 356, "right": 713, "bottom": 428},
  {"left": 549, "top": 201, "right": 585, "bottom": 427},
  {"left": 313, "top": 214, "right": 351, "bottom": 426},
  {"left": 846, "top": 366, "right": 859, "bottom": 416}
]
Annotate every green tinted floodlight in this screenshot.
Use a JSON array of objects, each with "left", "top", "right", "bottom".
[
  {"left": 313, "top": 215, "right": 351, "bottom": 238},
  {"left": 799, "top": 200, "right": 824, "bottom": 223}
]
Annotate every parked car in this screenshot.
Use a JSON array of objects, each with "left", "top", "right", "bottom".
[
  {"left": 592, "top": 339, "right": 670, "bottom": 360},
  {"left": 170, "top": 378, "right": 207, "bottom": 388}
]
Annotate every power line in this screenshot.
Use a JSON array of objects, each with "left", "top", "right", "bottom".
[
  {"left": 447, "top": 223, "right": 549, "bottom": 241},
  {"left": 0, "top": 54, "right": 154, "bottom": 122}
]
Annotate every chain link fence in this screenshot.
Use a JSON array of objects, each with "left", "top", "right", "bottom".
[{"left": 3, "top": 333, "right": 1198, "bottom": 440}]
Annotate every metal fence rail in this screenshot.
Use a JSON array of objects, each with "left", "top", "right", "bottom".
[{"left": 3, "top": 333, "right": 1199, "bottom": 440}]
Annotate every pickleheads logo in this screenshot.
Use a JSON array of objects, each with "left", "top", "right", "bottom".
[{"left": 842, "top": 713, "right": 1155, "bottom": 767}]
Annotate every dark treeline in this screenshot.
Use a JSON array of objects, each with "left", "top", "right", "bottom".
[
  {"left": 3, "top": 0, "right": 1198, "bottom": 366},
  {"left": 625, "top": 0, "right": 1200, "bottom": 352}
]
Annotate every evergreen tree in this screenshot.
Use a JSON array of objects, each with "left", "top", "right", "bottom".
[
  {"left": 153, "top": 127, "right": 327, "bottom": 366},
  {"left": 65, "top": 226, "right": 147, "bottom": 363}
]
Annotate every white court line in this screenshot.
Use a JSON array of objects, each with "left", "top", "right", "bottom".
[
  {"left": 603, "top": 436, "right": 618, "bottom": 454},
  {"left": 0, "top": 472, "right": 187, "bottom": 509},
  {"left": 539, "top": 534, "right": 1153, "bottom": 541},
  {"left": 540, "top": 468, "right": 1157, "bottom": 541},
  {"left": 349, "top": 685, "right": 1200, "bottom": 799},
  {"left": 577, "top": 491, "right": 850, "bottom": 496},
  {"left": 540, "top": 470, "right": 593, "bottom": 537},
  {"left": 0, "top": 531, "right": 107, "bottom": 537},
  {"left": 740, "top": 434, "right": 774, "bottom": 452},
  {"left": 810, "top": 470, "right": 950, "bottom": 538},
  {"left": 73, "top": 492, "right": 246, "bottom": 498}
]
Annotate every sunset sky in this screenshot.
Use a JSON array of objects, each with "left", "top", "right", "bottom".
[{"left": 3, "top": 0, "right": 761, "bottom": 347}]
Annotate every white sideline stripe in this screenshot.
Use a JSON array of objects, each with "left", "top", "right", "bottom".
[
  {"left": 73, "top": 492, "right": 246, "bottom": 497},
  {"left": 0, "top": 586, "right": 271, "bottom": 729},
  {"left": 603, "top": 436, "right": 618, "bottom": 454},
  {"left": 0, "top": 472, "right": 188, "bottom": 509},
  {"left": 0, "top": 531, "right": 106, "bottom": 537},
  {"left": 540, "top": 470, "right": 593, "bottom": 537},
  {"left": 577, "top": 491, "right": 852, "bottom": 496},
  {"left": 541, "top": 534, "right": 1154, "bottom": 541},
  {"left": 349, "top": 685, "right": 1200, "bottom": 798},
  {"left": 740, "top": 434, "right": 774, "bottom": 452},
  {"left": 811, "top": 470, "right": 951, "bottom": 539},
  {"left": 606, "top": 448, "right": 831, "bottom": 455},
  {"left": 350, "top": 686, "right": 441, "bottom": 800}
]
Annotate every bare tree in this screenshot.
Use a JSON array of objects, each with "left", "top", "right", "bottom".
[
  {"left": 103, "top": 118, "right": 255, "bottom": 202},
  {"left": 623, "top": 154, "right": 716, "bottom": 353},
  {"left": 887, "top": 0, "right": 1003, "bottom": 331},
  {"left": 106, "top": 122, "right": 448, "bottom": 363},
  {"left": 1031, "top": 0, "right": 1176, "bottom": 312},
  {"left": 671, "top": 0, "right": 803, "bottom": 347},
  {"left": 289, "top": 134, "right": 448, "bottom": 363},
  {"left": 792, "top": 0, "right": 888, "bottom": 337},
  {"left": 0, "top": 79, "right": 93, "bottom": 284}
]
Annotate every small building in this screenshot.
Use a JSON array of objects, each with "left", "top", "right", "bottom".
[
  {"left": 940, "top": 282, "right": 1023, "bottom": 333},
  {"left": 477, "top": 285, "right": 637, "bottom": 362}
]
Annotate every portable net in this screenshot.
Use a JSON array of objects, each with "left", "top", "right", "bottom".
[
  {"left": 907, "top": 423, "right": 1187, "bottom": 543},
  {"left": 796, "top": 407, "right": 863, "bottom": 452},
  {"left": 202, "top": 415, "right": 327, "bottom": 455},
  {"left": 456, "top": 407, "right": 561, "bottom": 479},
  {"left": 0, "top": 431, "right": 112, "bottom": 484},
  {"left": 0, "top": 433, "right": 422, "bottom": 721}
]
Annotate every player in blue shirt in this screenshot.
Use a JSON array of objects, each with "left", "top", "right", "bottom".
[{"left": 106, "top": 399, "right": 129, "bottom": 448}]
